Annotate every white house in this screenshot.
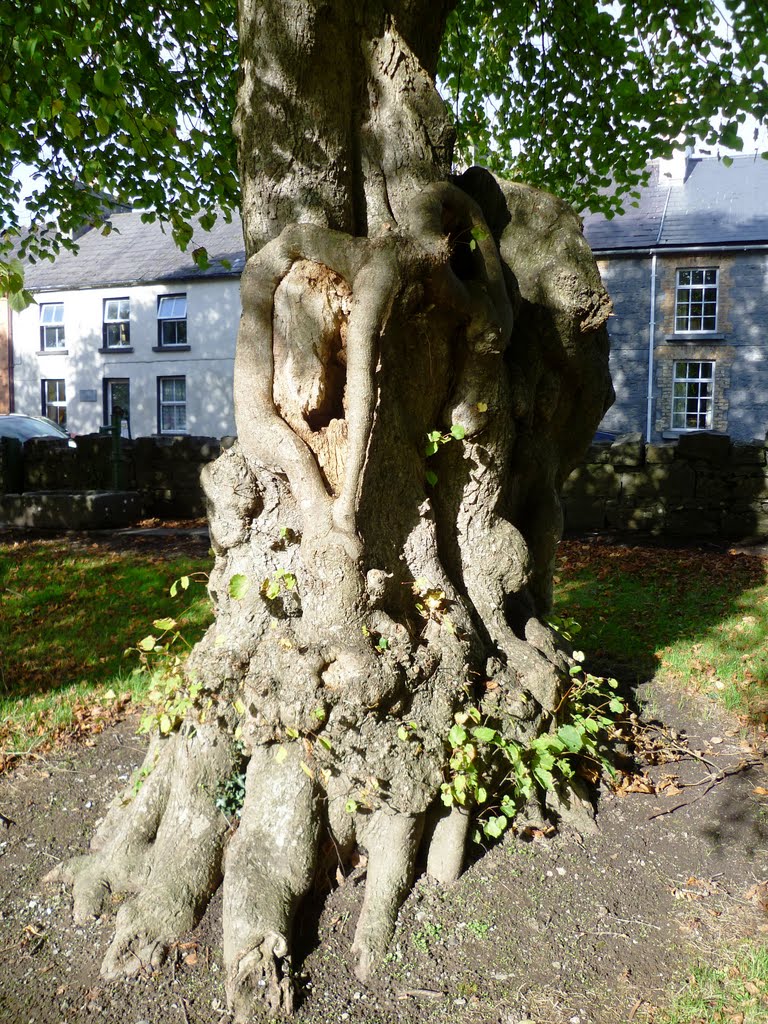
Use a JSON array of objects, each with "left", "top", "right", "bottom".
[{"left": 8, "top": 209, "right": 245, "bottom": 438}]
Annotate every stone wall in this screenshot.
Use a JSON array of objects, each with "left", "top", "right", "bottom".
[
  {"left": 4, "top": 430, "right": 768, "bottom": 541},
  {"left": 563, "top": 431, "right": 768, "bottom": 540},
  {"left": 0, "top": 433, "right": 223, "bottom": 521}
]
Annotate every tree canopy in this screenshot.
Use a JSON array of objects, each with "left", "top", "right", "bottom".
[{"left": 2, "top": 0, "right": 767, "bottom": 303}]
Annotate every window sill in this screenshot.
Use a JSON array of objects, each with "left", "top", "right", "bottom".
[
  {"left": 99, "top": 347, "right": 134, "bottom": 354},
  {"left": 665, "top": 333, "right": 724, "bottom": 342},
  {"left": 38, "top": 349, "right": 68, "bottom": 356},
  {"left": 661, "top": 428, "right": 721, "bottom": 439},
  {"left": 152, "top": 345, "right": 191, "bottom": 353}
]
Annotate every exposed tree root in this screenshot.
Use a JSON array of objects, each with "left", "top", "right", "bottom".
[
  {"left": 46, "top": 722, "right": 237, "bottom": 977},
  {"left": 223, "top": 746, "right": 319, "bottom": 1019}
]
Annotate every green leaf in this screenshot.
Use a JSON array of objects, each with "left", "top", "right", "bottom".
[
  {"left": 448, "top": 723, "right": 467, "bottom": 746},
  {"left": 483, "top": 815, "right": 508, "bottom": 838},
  {"left": 229, "top": 574, "right": 250, "bottom": 600},
  {"left": 152, "top": 617, "right": 177, "bottom": 632},
  {"left": 557, "top": 724, "right": 584, "bottom": 753},
  {"left": 532, "top": 764, "right": 555, "bottom": 790},
  {"left": 397, "top": 725, "right": 410, "bottom": 741},
  {"left": 138, "top": 634, "right": 158, "bottom": 652},
  {"left": 170, "top": 576, "right": 190, "bottom": 597},
  {"left": 450, "top": 424, "right": 466, "bottom": 440},
  {"left": 425, "top": 469, "right": 438, "bottom": 487},
  {"left": 159, "top": 713, "right": 172, "bottom": 735},
  {"left": 471, "top": 725, "right": 497, "bottom": 744}
]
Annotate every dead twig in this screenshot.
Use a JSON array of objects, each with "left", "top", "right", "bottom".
[
  {"left": 648, "top": 760, "right": 758, "bottom": 819},
  {"left": 397, "top": 989, "right": 446, "bottom": 1000}
]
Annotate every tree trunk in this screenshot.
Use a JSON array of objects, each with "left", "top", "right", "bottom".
[{"left": 46, "top": 2, "right": 613, "bottom": 1018}]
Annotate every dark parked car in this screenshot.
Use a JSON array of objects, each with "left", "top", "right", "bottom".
[{"left": 0, "top": 414, "right": 77, "bottom": 448}]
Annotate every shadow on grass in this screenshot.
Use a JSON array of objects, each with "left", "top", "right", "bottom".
[
  {"left": 0, "top": 536, "right": 213, "bottom": 709},
  {"left": 554, "top": 537, "right": 768, "bottom": 722}
]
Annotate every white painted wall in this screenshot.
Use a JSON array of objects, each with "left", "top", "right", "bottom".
[{"left": 11, "top": 277, "right": 240, "bottom": 438}]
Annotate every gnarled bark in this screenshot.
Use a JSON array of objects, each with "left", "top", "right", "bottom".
[{"left": 47, "top": 2, "right": 613, "bottom": 1019}]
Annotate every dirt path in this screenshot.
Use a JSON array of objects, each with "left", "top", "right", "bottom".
[{"left": 1, "top": 676, "right": 766, "bottom": 1024}]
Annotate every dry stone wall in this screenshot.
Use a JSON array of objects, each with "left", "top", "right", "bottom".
[
  {"left": 0, "top": 434, "right": 224, "bottom": 523},
  {"left": 3, "top": 431, "right": 768, "bottom": 541},
  {"left": 563, "top": 431, "right": 768, "bottom": 540}
]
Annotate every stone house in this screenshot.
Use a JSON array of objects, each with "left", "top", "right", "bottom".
[
  {"left": 6, "top": 155, "right": 766, "bottom": 445},
  {"left": 2, "top": 210, "right": 244, "bottom": 438},
  {"left": 582, "top": 153, "right": 768, "bottom": 443}
]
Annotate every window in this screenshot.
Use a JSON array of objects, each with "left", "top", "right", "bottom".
[
  {"left": 103, "top": 297, "right": 131, "bottom": 348},
  {"left": 675, "top": 268, "right": 718, "bottom": 333},
  {"left": 157, "top": 294, "right": 188, "bottom": 347},
  {"left": 39, "top": 303, "right": 65, "bottom": 350},
  {"left": 671, "top": 360, "right": 714, "bottom": 430},
  {"left": 104, "top": 378, "right": 131, "bottom": 435},
  {"left": 158, "top": 376, "right": 187, "bottom": 433},
  {"left": 41, "top": 378, "right": 67, "bottom": 427}
]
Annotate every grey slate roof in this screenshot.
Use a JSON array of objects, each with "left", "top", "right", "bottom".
[
  {"left": 24, "top": 210, "right": 246, "bottom": 292},
  {"left": 582, "top": 155, "right": 768, "bottom": 252}
]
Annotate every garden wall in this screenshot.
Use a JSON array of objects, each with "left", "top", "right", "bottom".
[
  {"left": 563, "top": 431, "right": 768, "bottom": 540},
  {"left": 2, "top": 430, "right": 768, "bottom": 541},
  {"left": 0, "top": 433, "right": 225, "bottom": 526}
]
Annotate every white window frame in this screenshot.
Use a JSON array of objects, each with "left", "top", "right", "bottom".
[
  {"left": 158, "top": 376, "right": 187, "bottom": 434},
  {"left": 671, "top": 360, "right": 715, "bottom": 431},
  {"left": 39, "top": 302, "right": 65, "bottom": 350},
  {"left": 42, "top": 378, "right": 67, "bottom": 427},
  {"left": 675, "top": 268, "right": 718, "bottom": 333},
  {"left": 104, "top": 378, "right": 131, "bottom": 435},
  {"left": 103, "top": 297, "right": 131, "bottom": 349},
  {"left": 157, "top": 294, "right": 188, "bottom": 348}
]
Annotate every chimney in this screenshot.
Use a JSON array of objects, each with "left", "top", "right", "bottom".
[{"left": 658, "top": 146, "right": 694, "bottom": 184}]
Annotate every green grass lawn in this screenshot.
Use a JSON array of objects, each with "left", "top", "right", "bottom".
[
  {"left": 0, "top": 537, "right": 212, "bottom": 767},
  {"left": 3, "top": 534, "right": 767, "bottom": 765},
  {"left": 554, "top": 540, "right": 768, "bottom": 723},
  {"left": 653, "top": 942, "right": 768, "bottom": 1024}
]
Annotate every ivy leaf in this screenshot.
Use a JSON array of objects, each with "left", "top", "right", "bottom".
[
  {"left": 450, "top": 424, "right": 466, "bottom": 440},
  {"left": 152, "top": 617, "right": 177, "bottom": 632}
]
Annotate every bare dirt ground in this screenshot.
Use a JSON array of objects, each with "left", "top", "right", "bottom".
[{"left": 1, "top": 532, "right": 767, "bottom": 1024}]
